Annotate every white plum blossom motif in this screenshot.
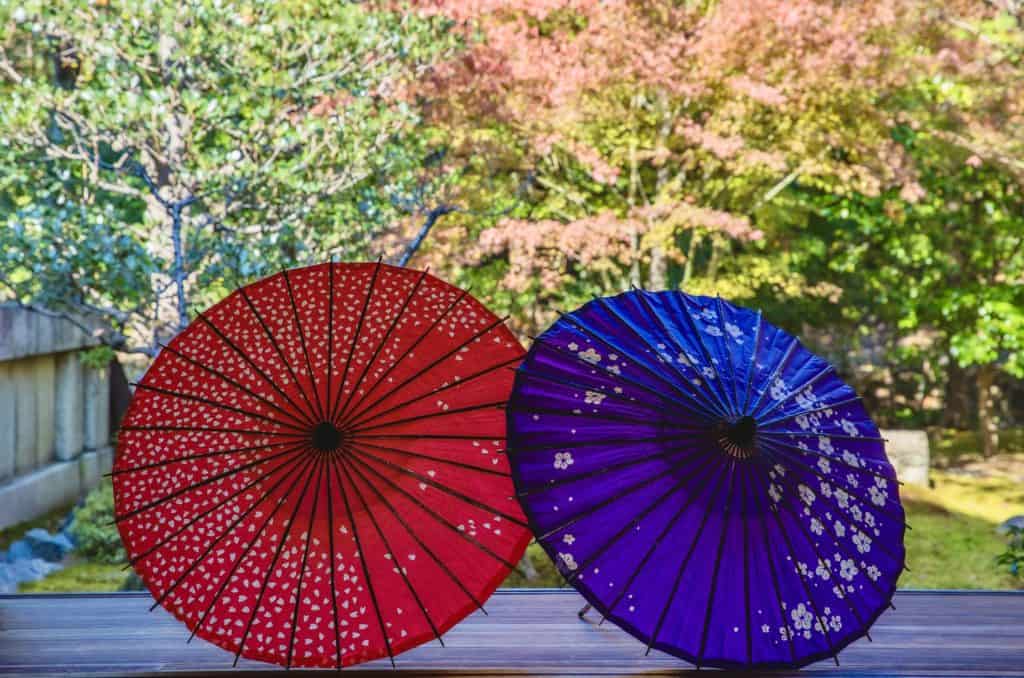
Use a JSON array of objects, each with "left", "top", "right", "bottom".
[
  {"left": 773, "top": 464, "right": 787, "bottom": 477},
  {"left": 578, "top": 348, "right": 602, "bottom": 363},
  {"left": 791, "top": 603, "right": 813, "bottom": 632},
  {"left": 835, "top": 488, "right": 851, "bottom": 508},
  {"left": 841, "top": 418, "right": 859, "bottom": 436},
  {"left": 842, "top": 449, "right": 861, "bottom": 468},
  {"left": 817, "top": 457, "right": 832, "bottom": 474},
  {"left": 866, "top": 565, "right": 881, "bottom": 581},
  {"left": 797, "top": 484, "right": 816, "bottom": 506},
  {"left": 701, "top": 366, "right": 717, "bottom": 379},
  {"left": 853, "top": 531, "right": 872, "bottom": 554},
  {"left": 868, "top": 485, "right": 887, "bottom": 507},
  {"left": 834, "top": 521, "right": 846, "bottom": 538},
  {"left": 864, "top": 512, "right": 876, "bottom": 528},
  {"left": 795, "top": 387, "right": 819, "bottom": 410},
  {"left": 725, "top": 322, "right": 743, "bottom": 340},
  {"left": 840, "top": 558, "right": 858, "bottom": 581},
  {"left": 829, "top": 614, "right": 843, "bottom": 632},
  {"left": 558, "top": 552, "right": 578, "bottom": 571},
  {"left": 875, "top": 476, "right": 889, "bottom": 489},
  {"left": 761, "top": 624, "right": 771, "bottom": 633},
  {"left": 768, "top": 483, "right": 783, "bottom": 503},
  {"left": 562, "top": 533, "right": 576, "bottom": 545},
  {"left": 700, "top": 307, "right": 717, "bottom": 322},
  {"left": 810, "top": 518, "right": 824, "bottom": 535},
  {"left": 553, "top": 452, "right": 574, "bottom": 470},
  {"left": 705, "top": 324, "right": 724, "bottom": 337},
  {"left": 583, "top": 390, "right": 606, "bottom": 405},
  {"left": 567, "top": 342, "right": 579, "bottom": 351},
  {"left": 770, "top": 377, "right": 789, "bottom": 401},
  {"left": 815, "top": 559, "right": 831, "bottom": 580},
  {"left": 819, "top": 436, "right": 835, "bottom": 454},
  {"left": 820, "top": 481, "right": 833, "bottom": 498}
]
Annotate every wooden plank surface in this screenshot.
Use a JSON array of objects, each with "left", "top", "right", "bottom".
[{"left": 1, "top": 590, "right": 1023, "bottom": 676}]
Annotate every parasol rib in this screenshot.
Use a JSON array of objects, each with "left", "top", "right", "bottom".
[
  {"left": 130, "top": 382, "right": 308, "bottom": 433},
  {"left": 355, "top": 439, "right": 510, "bottom": 478},
  {"left": 340, "top": 451, "right": 490, "bottom": 615},
  {"left": 337, "top": 288, "right": 470, "bottom": 429},
  {"left": 113, "top": 443, "right": 307, "bottom": 525},
  {"left": 755, "top": 364, "right": 836, "bottom": 421},
  {"left": 125, "top": 446, "right": 309, "bottom": 568},
  {"left": 537, "top": 450, "right": 718, "bottom": 543},
  {"left": 339, "top": 457, "right": 445, "bottom": 647},
  {"left": 347, "top": 444, "right": 527, "bottom": 527},
  {"left": 516, "top": 441, "right": 710, "bottom": 498},
  {"left": 282, "top": 268, "right": 328, "bottom": 422},
  {"left": 344, "top": 451, "right": 525, "bottom": 575},
  {"left": 527, "top": 336, "right": 715, "bottom": 425},
  {"left": 286, "top": 461, "right": 328, "bottom": 668},
  {"left": 196, "top": 314, "right": 314, "bottom": 424},
  {"left": 564, "top": 454, "right": 722, "bottom": 587},
  {"left": 161, "top": 451, "right": 318, "bottom": 619},
  {"left": 603, "top": 293, "right": 731, "bottom": 419},
  {"left": 233, "top": 454, "right": 322, "bottom": 666},
  {"left": 341, "top": 316, "right": 510, "bottom": 431},
  {"left": 331, "top": 268, "right": 429, "bottom": 424},
  {"left": 332, "top": 455, "right": 398, "bottom": 668},
  {"left": 739, "top": 311, "right": 764, "bottom": 414},
  {"left": 646, "top": 469, "right": 731, "bottom": 656},
  {"left": 696, "top": 459, "right": 737, "bottom": 668},
  {"left": 108, "top": 438, "right": 298, "bottom": 477},
  {"left": 346, "top": 355, "right": 521, "bottom": 432},
  {"left": 156, "top": 341, "right": 312, "bottom": 427},
  {"left": 329, "top": 259, "right": 383, "bottom": 423}
]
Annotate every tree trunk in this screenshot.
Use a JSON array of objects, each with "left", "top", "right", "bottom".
[
  {"left": 977, "top": 363, "right": 1000, "bottom": 457},
  {"left": 648, "top": 246, "right": 666, "bottom": 290},
  {"left": 942, "top": 359, "right": 972, "bottom": 429}
]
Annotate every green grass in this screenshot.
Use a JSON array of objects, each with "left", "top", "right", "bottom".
[
  {"left": 901, "top": 498, "right": 1019, "bottom": 589},
  {"left": 0, "top": 503, "right": 73, "bottom": 552},
  {"left": 18, "top": 560, "right": 133, "bottom": 593}
]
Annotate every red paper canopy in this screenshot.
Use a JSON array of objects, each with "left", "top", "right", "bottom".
[{"left": 112, "top": 262, "right": 531, "bottom": 668}]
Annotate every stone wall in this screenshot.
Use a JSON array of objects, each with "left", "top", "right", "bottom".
[
  {"left": 0, "top": 305, "right": 113, "bottom": 529},
  {"left": 880, "top": 429, "right": 930, "bottom": 486}
]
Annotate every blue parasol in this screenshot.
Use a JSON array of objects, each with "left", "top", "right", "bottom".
[{"left": 507, "top": 290, "right": 906, "bottom": 669}]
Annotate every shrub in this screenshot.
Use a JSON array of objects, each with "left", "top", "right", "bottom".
[
  {"left": 997, "top": 526, "right": 1024, "bottom": 579},
  {"left": 70, "top": 480, "right": 126, "bottom": 564}
]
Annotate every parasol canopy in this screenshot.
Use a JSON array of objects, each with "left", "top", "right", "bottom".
[
  {"left": 507, "top": 290, "right": 906, "bottom": 669},
  {"left": 112, "top": 261, "right": 531, "bottom": 668}
]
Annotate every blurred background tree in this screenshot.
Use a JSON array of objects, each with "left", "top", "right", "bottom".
[
  {"left": 0, "top": 0, "right": 459, "bottom": 355},
  {"left": 403, "top": 0, "right": 1024, "bottom": 452},
  {"left": 0, "top": 0, "right": 1021, "bottom": 452}
]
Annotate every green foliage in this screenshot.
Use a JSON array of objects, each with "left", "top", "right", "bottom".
[
  {"left": 69, "top": 480, "right": 125, "bottom": 565},
  {"left": 997, "top": 526, "right": 1024, "bottom": 579},
  {"left": 79, "top": 345, "right": 115, "bottom": 370},
  {"left": 0, "top": 1, "right": 459, "bottom": 351}
]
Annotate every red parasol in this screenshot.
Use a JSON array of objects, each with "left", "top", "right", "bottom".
[{"left": 112, "top": 262, "right": 531, "bottom": 668}]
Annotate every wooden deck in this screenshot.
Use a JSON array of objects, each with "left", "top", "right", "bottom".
[{"left": 1, "top": 590, "right": 1022, "bottom": 676}]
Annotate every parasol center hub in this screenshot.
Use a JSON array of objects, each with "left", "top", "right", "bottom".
[
  {"left": 312, "top": 421, "right": 345, "bottom": 452},
  {"left": 726, "top": 416, "right": 758, "bottom": 448}
]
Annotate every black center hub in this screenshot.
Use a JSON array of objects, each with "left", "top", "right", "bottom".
[
  {"left": 311, "top": 421, "right": 344, "bottom": 452},
  {"left": 716, "top": 416, "right": 758, "bottom": 459},
  {"left": 726, "top": 416, "right": 758, "bottom": 447}
]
